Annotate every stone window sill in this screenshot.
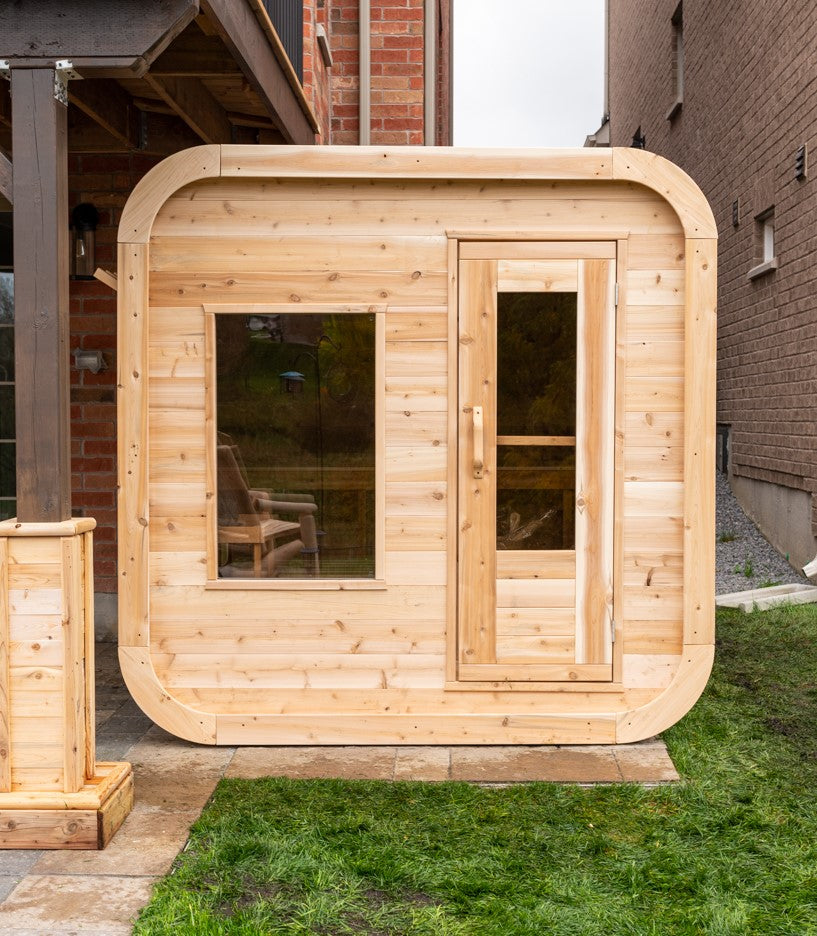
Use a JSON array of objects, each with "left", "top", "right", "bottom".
[
  {"left": 666, "top": 98, "right": 683, "bottom": 121},
  {"left": 747, "top": 258, "right": 778, "bottom": 280}
]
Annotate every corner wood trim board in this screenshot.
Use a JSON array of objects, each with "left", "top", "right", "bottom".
[{"left": 117, "top": 146, "right": 716, "bottom": 745}]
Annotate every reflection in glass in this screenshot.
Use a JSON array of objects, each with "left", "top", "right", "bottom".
[
  {"left": 215, "top": 313, "right": 376, "bottom": 579},
  {"left": 0, "top": 267, "right": 13, "bottom": 521},
  {"left": 495, "top": 290, "right": 577, "bottom": 551},
  {"left": 496, "top": 446, "right": 575, "bottom": 550},
  {"left": 497, "top": 291, "right": 576, "bottom": 438}
]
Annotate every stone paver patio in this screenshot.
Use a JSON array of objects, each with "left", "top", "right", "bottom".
[{"left": 0, "top": 642, "right": 679, "bottom": 934}]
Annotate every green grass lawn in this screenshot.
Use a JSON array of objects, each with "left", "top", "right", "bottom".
[{"left": 134, "top": 605, "right": 817, "bottom": 935}]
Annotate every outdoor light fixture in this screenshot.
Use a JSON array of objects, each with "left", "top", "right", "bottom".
[
  {"left": 71, "top": 202, "right": 99, "bottom": 279},
  {"left": 73, "top": 348, "right": 106, "bottom": 374},
  {"left": 279, "top": 370, "right": 306, "bottom": 394}
]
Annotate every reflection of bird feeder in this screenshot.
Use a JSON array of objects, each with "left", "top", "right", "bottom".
[
  {"left": 71, "top": 203, "right": 99, "bottom": 279},
  {"left": 279, "top": 371, "right": 306, "bottom": 394}
]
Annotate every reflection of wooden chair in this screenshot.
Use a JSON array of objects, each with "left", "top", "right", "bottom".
[{"left": 217, "top": 444, "right": 318, "bottom": 578}]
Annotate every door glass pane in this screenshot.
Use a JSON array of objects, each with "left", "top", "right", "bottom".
[
  {"left": 497, "top": 292, "right": 576, "bottom": 438},
  {"left": 215, "top": 312, "right": 376, "bottom": 579},
  {"left": 497, "top": 445, "right": 575, "bottom": 550},
  {"left": 496, "top": 291, "right": 576, "bottom": 550}
]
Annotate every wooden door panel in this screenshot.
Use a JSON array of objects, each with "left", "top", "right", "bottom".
[{"left": 457, "top": 249, "right": 615, "bottom": 683}]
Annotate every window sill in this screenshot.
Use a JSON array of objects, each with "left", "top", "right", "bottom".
[
  {"left": 666, "top": 98, "right": 683, "bottom": 121},
  {"left": 747, "top": 257, "right": 778, "bottom": 280},
  {"left": 206, "top": 578, "right": 388, "bottom": 591}
]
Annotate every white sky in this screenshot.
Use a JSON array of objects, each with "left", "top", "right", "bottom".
[{"left": 453, "top": 1, "right": 605, "bottom": 147}]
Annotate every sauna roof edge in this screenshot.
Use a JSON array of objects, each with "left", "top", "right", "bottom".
[{"left": 117, "top": 144, "right": 716, "bottom": 246}]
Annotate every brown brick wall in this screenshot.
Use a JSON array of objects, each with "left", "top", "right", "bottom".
[{"left": 609, "top": 0, "right": 817, "bottom": 533}]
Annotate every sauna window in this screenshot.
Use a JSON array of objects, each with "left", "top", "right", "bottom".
[
  {"left": 496, "top": 291, "right": 576, "bottom": 550},
  {"left": 214, "top": 311, "right": 377, "bottom": 580}
]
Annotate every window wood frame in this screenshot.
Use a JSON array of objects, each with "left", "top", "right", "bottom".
[{"left": 203, "top": 302, "right": 387, "bottom": 590}]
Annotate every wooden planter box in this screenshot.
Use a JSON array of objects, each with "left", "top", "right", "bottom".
[{"left": 117, "top": 146, "right": 716, "bottom": 746}]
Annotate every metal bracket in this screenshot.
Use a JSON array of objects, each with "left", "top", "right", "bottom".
[
  {"left": 610, "top": 618, "right": 616, "bottom": 644},
  {"left": 614, "top": 283, "right": 620, "bottom": 307},
  {"left": 54, "top": 59, "right": 82, "bottom": 105}
]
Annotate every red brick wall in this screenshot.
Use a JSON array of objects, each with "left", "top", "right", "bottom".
[
  {"left": 328, "top": 0, "right": 446, "bottom": 144},
  {"left": 609, "top": 0, "right": 817, "bottom": 533},
  {"left": 69, "top": 153, "right": 162, "bottom": 593},
  {"left": 66, "top": 6, "right": 451, "bottom": 592},
  {"left": 303, "top": 0, "right": 332, "bottom": 142}
]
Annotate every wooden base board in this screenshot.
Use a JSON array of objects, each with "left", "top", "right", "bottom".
[{"left": 0, "top": 762, "right": 133, "bottom": 849}]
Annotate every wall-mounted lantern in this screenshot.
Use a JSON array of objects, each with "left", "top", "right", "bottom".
[
  {"left": 71, "top": 203, "right": 99, "bottom": 279},
  {"left": 279, "top": 370, "right": 306, "bottom": 394}
]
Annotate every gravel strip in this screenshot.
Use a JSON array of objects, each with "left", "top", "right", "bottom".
[{"left": 716, "top": 473, "right": 810, "bottom": 595}]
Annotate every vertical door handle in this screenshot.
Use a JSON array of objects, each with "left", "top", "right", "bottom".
[{"left": 472, "top": 405, "right": 484, "bottom": 479}]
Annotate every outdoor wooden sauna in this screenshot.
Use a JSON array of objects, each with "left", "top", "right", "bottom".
[{"left": 117, "top": 145, "right": 716, "bottom": 746}]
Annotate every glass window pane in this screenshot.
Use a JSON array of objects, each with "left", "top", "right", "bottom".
[
  {"left": 215, "top": 312, "right": 376, "bottom": 580},
  {"left": 0, "top": 385, "right": 14, "bottom": 440},
  {"left": 0, "top": 441, "right": 14, "bottom": 506},
  {"left": 497, "top": 445, "right": 575, "bottom": 551},
  {"left": 0, "top": 272, "right": 12, "bottom": 325},
  {"left": 497, "top": 291, "right": 577, "bottom": 438},
  {"left": 0, "top": 327, "right": 13, "bottom": 383}
]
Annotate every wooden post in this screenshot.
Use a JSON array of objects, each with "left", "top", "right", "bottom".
[
  {"left": 11, "top": 67, "right": 71, "bottom": 523},
  {"left": 1, "top": 68, "right": 132, "bottom": 848},
  {"left": 0, "top": 519, "right": 132, "bottom": 848}
]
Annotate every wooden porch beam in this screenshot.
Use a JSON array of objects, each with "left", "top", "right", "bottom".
[
  {"left": 68, "top": 79, "right": 140, "bottom": 151},
  {"left": 11, "top": 68, "right": 71, "bottom": 522},
  {"left": 149, "top": 29, "right": 242, "bottom": 77},
  {"left": 200, "top": 0, "right": 316, "bottom": 144},
  {"left": 0, "top": 0, "right": 197, "bottom": 71},
  {"left": 144, "top": 74, "right": 233, "bottom": 144}
]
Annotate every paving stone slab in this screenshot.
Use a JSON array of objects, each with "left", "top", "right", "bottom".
[
  {"left": 226, "top": 746, "right": 397, "bottom": 780},
  {"left": 0, "top": 874, "right": 156, "bottom": 934},
  {"left": 394, "top": 746, "right": 451, "bottom": 781},
  {"left": 0, "top": 850, "right": 44, "bottom": 875},
  {"left": 613, "top": 742, "right": 680, "bottom": 782},
  {"left": 31, "top": 804, "right": 201, "bottom": 878},
  {"left": 449, "top": 746, "right": 624, "bottom": 783}
]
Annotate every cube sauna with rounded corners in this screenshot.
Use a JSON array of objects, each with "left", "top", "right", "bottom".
[{"left": 117, "top": 146, "right": 716, "bottom": 745}]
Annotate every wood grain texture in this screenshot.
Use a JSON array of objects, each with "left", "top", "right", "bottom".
[
  {"left": 11, "top": 69, "right": 71, "bottom": 523},
  {"left": 0, "top": 539, "right": 9, "bottom": 792},
  {"left": 117, "top": 244, "right": 151, "bottom": 648},
  {"left": 219, "top": 145, "right": 613, "bottom": 180},
  {"left": 683, "top": 240, "right": 717, "bottom": 644},
  {"left": 575, "top": 260, "right": 615, "bottom": 666},
  {"left": 458, "top": 260, "right": 498, "bottom": 665},
  {"left": 119, "top": 145, "right": 220, "bottom": 244},
  {"left": 616, "top": 645, "right": 714, "bottom": 742},
  {"left": 119, "top": 646, "right": 216, "bottom": 743},
  {"left": 612, "top": 149, "right": 717, "bottom": 239},
  {"left": 115, "top": 148, "right": 716, "bottom": 746}
]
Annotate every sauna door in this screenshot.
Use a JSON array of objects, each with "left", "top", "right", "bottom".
[{"left": 457, "top": 245, "right": 616, "bottom": 682}]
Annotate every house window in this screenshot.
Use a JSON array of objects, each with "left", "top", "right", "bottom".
[
  {"left": 762, "top": 212, "right": 775, "bottom": 262},
  {"left": 208, "top": 306, "right": 384, "bottom": 583},
  {"left": 748, "top": 208, "right": 777, "bottom": 279},
  {"left": 0, "top": 213, "right": 13, "bottom": 522},
  {"left": 667, "top": 2, "right": 684, "bottom": 119}
]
